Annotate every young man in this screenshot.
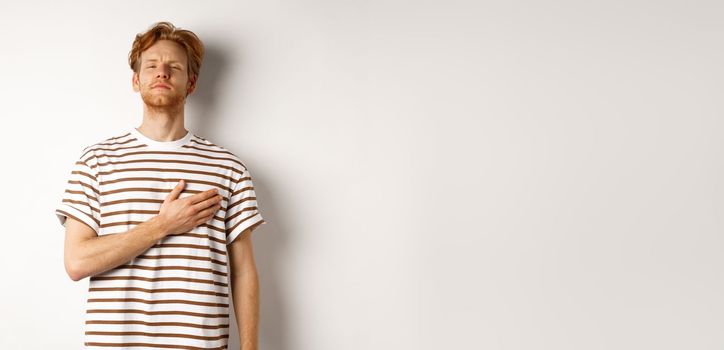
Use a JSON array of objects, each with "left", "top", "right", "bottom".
[{"left": 55, "top": 22, "right": 266, "bottom": 350}]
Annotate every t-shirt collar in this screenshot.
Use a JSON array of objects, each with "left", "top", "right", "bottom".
[{"left": 130, "top": 127, "right": 193, "bottom": 150}]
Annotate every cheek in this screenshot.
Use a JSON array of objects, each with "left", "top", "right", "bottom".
[{"left": 139, "top": 76, "right": 154, "bottom": 88}]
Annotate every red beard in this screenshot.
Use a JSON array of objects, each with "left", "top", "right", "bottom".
[{"left": 141, "top": 86, "right": 186, "bottom": 111}]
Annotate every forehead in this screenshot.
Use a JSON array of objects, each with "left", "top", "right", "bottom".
[{"left": 140, "top": 40, "right": 187, "bottom": 64}]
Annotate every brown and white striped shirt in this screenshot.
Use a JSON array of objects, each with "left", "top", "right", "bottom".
[{"left": 55, "top": 127, "right": 267, "bottom": 350}]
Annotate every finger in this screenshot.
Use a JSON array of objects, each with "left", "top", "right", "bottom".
[
  {"left": 192, "top": 194, "right": 223, "bottom": 211},
  {"left": 164, "top": 180, "right": 185, "bottom": 203},
  {"left": 195, "top": 204, "right": 220, "bottom": 221},
  {"left": 188, "top": 188, "right": 220, "bottom": 204},
  {"left": 195, "top": 212, "right": 216, "bottom": 226}
]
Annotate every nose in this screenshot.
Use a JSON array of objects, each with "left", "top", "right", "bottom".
[{"left": 156, "top": 64, "right": 171, "bottom": 79}]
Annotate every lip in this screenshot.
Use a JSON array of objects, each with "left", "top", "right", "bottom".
[{"left": 152, "top": 83, "right": 171, "bottom": 89}]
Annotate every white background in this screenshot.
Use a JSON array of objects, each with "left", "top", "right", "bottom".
[{"left": 1, "top": 0, "right": 723, "bottom": 349}]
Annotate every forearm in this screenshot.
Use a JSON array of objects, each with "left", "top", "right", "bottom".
[
  {"left": 69, "top": 216, "right": 169, "bottom": 280},
  {"left": 231, "top": 269, "right": 260, "bottom": 350}
]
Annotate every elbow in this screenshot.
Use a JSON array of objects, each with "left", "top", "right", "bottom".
[
  {"left": 68, "top": 272, "right": 84, "bottom": 282},
  {"left": 65, "top": 259, "right": 86, "bottom": 282}
]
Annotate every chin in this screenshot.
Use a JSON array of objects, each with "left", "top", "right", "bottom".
[{"left": 141, "top": 92, "right": 184, "bottom": 108}]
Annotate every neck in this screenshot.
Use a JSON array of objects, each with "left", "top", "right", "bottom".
[{"left": 138, "top": 104, "right": 188, "bottom": 141}]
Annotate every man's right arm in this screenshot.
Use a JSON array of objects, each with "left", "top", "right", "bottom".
[
  {"left": 63, "top": 216, "right": 170, "bottom": 281},
  {"left": 63, "top": 180, "right": 223, "bottom": 281}
]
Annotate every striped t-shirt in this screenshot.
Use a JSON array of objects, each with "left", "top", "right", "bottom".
[{"left": 55, "top": 127, "right": 267, "bottom": 350}]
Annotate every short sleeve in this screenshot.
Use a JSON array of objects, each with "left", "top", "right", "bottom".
[
  {"left": 225, "top": 167, "right": 267, "bottom": 244},
  {"left": 55, "top": 151, "right": 101, "bottom": 234}
]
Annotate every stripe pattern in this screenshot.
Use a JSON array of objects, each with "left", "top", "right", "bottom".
[{"left": 55, "top": 128, "right": 267, "bottom": 349}]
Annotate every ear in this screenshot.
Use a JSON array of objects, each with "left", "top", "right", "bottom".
[
  {"left": 186, "top": 74, "right": 197, "bottom": 95},
  {"left": 132, "top": 71, "right": 140, "bottom": 92}
]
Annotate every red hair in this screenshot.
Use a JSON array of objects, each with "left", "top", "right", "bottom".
[{"left": 128, "top": 21, "right": 205, "bottom": 79}]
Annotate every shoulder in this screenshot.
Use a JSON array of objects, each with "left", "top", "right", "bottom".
[
  {"left": 187, "top": 133, "right": 251, "bottom": 176},
  {"left": 78, "top": 131, "right": 136, "bottom": 162}
]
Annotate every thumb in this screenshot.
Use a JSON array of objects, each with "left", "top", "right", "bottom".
[{"left": 164, "top": 180, "right": 185, "bottom": 203}]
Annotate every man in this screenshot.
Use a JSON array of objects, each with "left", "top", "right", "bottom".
[{"left": 55, "top": 21, "right": 266, "bottom": 350}]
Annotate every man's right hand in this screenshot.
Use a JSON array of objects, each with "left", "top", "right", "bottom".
[{"left": 156, "top": 179, "right": 223, "bottom": 236}]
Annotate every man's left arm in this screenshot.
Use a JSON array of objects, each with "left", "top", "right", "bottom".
[{"left": 228, "top": 228, "right": 260, "bottom": 350}]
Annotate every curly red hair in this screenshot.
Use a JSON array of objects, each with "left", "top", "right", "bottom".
[{"left": 128, "top": 21, "right": 205, "bottom": 80}]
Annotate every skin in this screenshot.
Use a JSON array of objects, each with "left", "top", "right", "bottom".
[{"left": 64, "top": 39, "right": 260, "bottom": 350}]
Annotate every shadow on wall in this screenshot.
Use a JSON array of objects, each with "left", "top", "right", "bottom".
[
  {"left": 187, "top": 42, "right": 226, "bottom": 138},
  {"left": 187, "top": 41, "right": 289, "bottom": 350}
]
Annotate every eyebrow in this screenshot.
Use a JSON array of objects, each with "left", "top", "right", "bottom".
[{"left": 144, "top": 59, "right": 184, "bottom": 65}]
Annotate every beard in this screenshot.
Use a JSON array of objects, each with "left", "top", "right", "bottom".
[{"left": 140, "top": 86, "right": 186, "bottom": 112}]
